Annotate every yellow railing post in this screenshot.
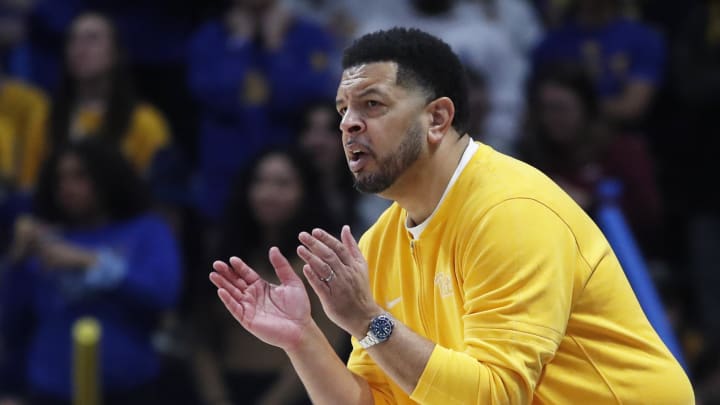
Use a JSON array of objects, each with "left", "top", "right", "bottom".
[{"left": 72, "top": 317, "right": 102, "bottom": 405}]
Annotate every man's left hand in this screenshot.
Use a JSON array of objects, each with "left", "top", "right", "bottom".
[{"left": 297, "top": 225, "right": 382, "bottom": 338}]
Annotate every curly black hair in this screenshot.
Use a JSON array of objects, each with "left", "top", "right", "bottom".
[
  {"left": 342, "top": 27, "right": 470, "bottom": 135},
  {"left": 34, "top": 138, "right": 151, "bottom": 223}
]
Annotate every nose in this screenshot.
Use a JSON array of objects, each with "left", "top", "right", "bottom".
[{"left": 339, "top": 108, "right": 365, "bottom": 136}]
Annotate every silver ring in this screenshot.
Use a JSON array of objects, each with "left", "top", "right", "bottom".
[{"left": 320, "top": 270, "right": 336, "bottom": 283}]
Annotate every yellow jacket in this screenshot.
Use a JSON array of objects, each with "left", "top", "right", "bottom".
[
  {"left": 348, "top": 142, "right": 693, "bottom": 404},
  {"left": 0, "top": 80, "right": 49, "bottom": 189},
  {"left": 65, "top": 102, "right": 171, "bottom": 175}
]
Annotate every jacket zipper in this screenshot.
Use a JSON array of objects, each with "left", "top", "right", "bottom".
[{"left": 410, "top": 239, "right": 430, "bottom": 334}]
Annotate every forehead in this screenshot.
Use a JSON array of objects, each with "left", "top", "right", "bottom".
[{"left": 336, "top": 62, "right": 400, "bottom": 101}]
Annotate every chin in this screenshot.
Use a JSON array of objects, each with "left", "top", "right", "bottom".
[{"left": 353, "top": 176, "right": 393, "bottom": 194}]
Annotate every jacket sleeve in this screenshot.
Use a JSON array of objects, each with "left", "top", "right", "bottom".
[
  {"left": 410, "top": 198, "right": 581, "bottom": 405},
  {"left": 85, "top": 217, "right": 182, "bottom": 311}
]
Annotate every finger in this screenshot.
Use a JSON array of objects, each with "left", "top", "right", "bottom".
[
  {"left": 209, "top": 267, "right": 247, "bottom": 291},
  {"left": 311, "top": 228, "right": 354, "bottom": 266},
  {"left": 210, "top": 272, "right": 247, "bottom": 303},
  {"left": 341, "top": 225, "right": 363, "bottom": 261},
  {"left": 296, "top": 245, "right": 336, "bottom": 282},
  {"left": 212, "top": 260, "right": 249, "bottom": 290},
  {"left": 298, "top": 231, "right": 344, "bottom": 271},
  {"left": 227, "top": 256, "right": 261, "bottom": 285},
  {"left": 268, "top": 247, "right": 301, "bottom": 285},
  {"left": 217, "top": 288, "right": 248, "bottom": 324},
  {"left": 302, "top": 264, "right": 331, "bottom": 299}
]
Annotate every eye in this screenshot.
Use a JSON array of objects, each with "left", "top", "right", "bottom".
[
  {"left": 366, "top": 100, "right": 380, "bottom": 108},
  {"left": 338, "top": 107, "right": 347, "bottom": 116}
]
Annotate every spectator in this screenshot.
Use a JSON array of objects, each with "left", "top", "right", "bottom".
[
  {"left": 0, "top": 138, "right": 182, "bottom": 404},
  {"left": 37, "top": 12, "right": 171, "bottom": 182},
  {"left": 3, "top": 0, "right": 85, "bottom": 92},
  {"left": 296, "top": 102, "right": 356, "bottom": 227},
  {"left": 187, "top": 0, "right": 339, "bottom": 221},
  {"left": 533, "top": 0, "right": 666, "bottom": 124},
  {"left": 0, "top": 69, "right": 49, "bottom": 256},
  {"left": 283, "top": 0, "right": 407, "bottom": 46},
  {"left": 470, "top": 0, "right": 544, "bottom": 55},
  {"left": 518, "top": 65, "right": 663, "bottom": 255},
  {"left": 91, "top": 0, "right": 203, "bottom": 158},
  {"left": 296, "top": 101, "right": 389, "bottom": 234},
  {"left": 191, "top": 147, "right": 346, "bottom": 405},
  {"left": 356, "top": 0, "right": 528, "bottom": 154},
  {"left": 0, "top": 6, "right": 51, "bottom": 253},
  {"left": 670, "top": 1, "right": 720, "bottom": 400}
]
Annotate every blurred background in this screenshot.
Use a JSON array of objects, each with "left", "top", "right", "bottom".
[{"left": 0, "top": 0, "right": 718, "bottom": 404}]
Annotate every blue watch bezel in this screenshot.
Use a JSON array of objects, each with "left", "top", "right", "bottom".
[{"left": 369, "top": 314, "right": 394, "bottom": 341}]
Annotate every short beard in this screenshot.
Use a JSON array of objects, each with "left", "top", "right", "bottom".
[{"left": 353, "top": 121, "right": 423, "bottom": 194}]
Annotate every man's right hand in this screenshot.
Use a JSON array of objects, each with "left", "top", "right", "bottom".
[{"left": 209, "top": 247, "right": 314, "bottom": 351}]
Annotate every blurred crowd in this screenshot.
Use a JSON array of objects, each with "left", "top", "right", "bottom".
[{"left": 0, "top": 0, "right": 717, "bottom": 403}]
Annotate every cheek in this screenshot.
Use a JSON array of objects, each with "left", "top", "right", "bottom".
[{"left": 249, "top": 184, "right": 264, "bottom": 212}]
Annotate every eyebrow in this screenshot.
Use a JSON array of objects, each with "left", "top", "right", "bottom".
[{"left": 336, "top": 87, "right": 387, "bottom": 108}]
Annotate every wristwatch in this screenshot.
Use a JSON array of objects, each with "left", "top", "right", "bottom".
[{"left": 359, "top": 313, "right": 395, "bottom": 349}]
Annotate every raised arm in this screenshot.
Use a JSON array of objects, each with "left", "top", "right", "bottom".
[{"left": 208, "top": 247, "right": 374, "bottom": 405}]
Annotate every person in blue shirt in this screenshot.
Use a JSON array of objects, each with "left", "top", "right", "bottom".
[
  {"left": 0, "top": 138, "right": 182, "bottom": 404},
  {"left": 187, "top": 0, "right": 340, "bottom": 221},
  {"left": 532, "top": 0, "right": 666, "bottom": 124}
]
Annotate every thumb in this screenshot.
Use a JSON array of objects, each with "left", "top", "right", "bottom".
[{"left": 268, "top": 247, "right": 301, "bottom": 285}]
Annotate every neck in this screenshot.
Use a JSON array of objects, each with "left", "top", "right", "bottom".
[
  {"left": 382, "top": 133, "right": 470, "bottom": 226},
  {"left": 75, "top": 76, "right": 111, "bottom": 104}
]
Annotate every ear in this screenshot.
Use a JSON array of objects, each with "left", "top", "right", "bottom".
[{"left": 426, "top": 97, "right": 455, "bottom": 145}]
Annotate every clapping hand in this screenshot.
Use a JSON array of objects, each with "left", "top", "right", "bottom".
[{"left": 209, "top": 247, "right": 313, "bottom": 351}]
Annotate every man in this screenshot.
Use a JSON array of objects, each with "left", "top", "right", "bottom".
[{"left": 209, "top": 28, "right": 693, "bottom": 404}]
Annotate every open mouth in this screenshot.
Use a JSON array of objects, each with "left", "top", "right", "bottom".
[
  {"left": 349, "top": 149, "right": 365, "bottom": 161},
  {"left": 348, "top": 148, "right": 370, "bottom": 172}
]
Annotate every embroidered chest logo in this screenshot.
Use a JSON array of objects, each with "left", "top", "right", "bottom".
[{"left": 434, "top": 272, "right": 454, "bottom": 297}]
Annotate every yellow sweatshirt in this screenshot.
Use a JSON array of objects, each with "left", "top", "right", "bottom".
[
  {"left": 67, "top": 102, "right": 171, "bottom": 174},
  {"left": 0, "top": 80, "right": 49, "bottom": 189},
  {"left": 348, "top": 142, "right": 693, "bottom": 404}
]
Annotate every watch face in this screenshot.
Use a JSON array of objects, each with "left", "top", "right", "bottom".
[{"left": 370, "top": 315, "right": 394, "bottom": 341}]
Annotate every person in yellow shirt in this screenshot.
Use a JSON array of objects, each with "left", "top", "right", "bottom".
[
  {"left": 28, "top": 12, "right": 170, "bottom": 187},
  {"left": 0, "top": 76, "right": 49, "bottom": 190},
  {"left": 208, "top": 28, "right": 694, "bottom": 404}
]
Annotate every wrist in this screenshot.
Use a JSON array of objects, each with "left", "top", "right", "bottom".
[
  {"left": 349, "top": 305, "right": 385, "bottom": 339},
  {"left": 285, "top": 319, "right": 323, "bottom": 355}
]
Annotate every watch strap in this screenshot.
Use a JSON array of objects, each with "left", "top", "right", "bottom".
[{"left": 359, "top": 332, "right": 381, "bottom": 349}]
